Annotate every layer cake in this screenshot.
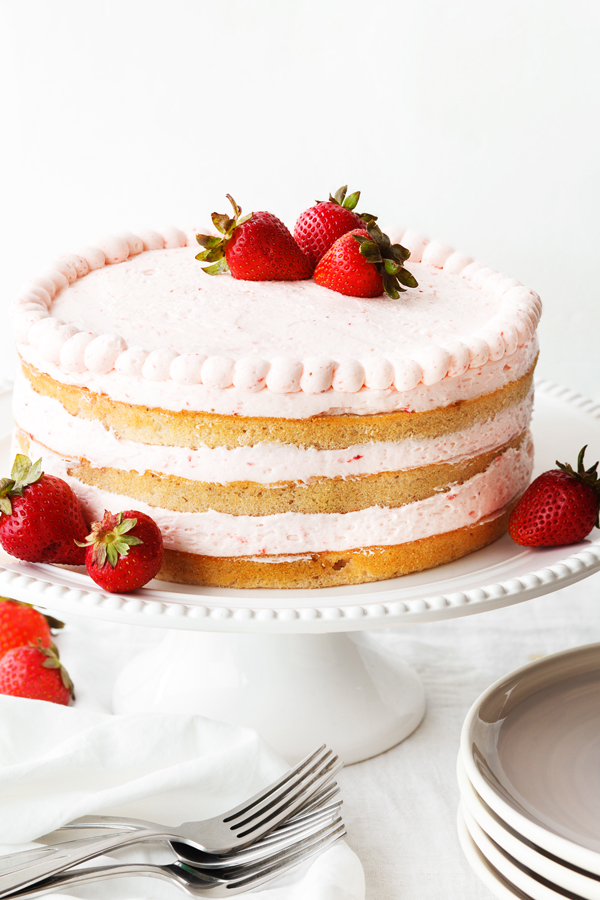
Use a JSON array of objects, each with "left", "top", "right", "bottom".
[{"left": 11, "top": 226, "right": 540, "bottom": 588}]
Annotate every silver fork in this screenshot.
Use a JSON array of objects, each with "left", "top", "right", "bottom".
[
  {"left": 54, "top": 779, "right": 340, "bottom": 839},
  {"left": 0, "top": 787, "right": 341, "bottom": 878},
  {"left": 0, "top": 745, "right": 342, "bottom": 898},
  {"left": 8, "top": 818, "right": 346, "bottom": 898},
  {"left": 173, "top": 793, "right": 342, "bottom": 869},
  {"left": 50, "top": 782, "right": 342, "bottom": 869}
]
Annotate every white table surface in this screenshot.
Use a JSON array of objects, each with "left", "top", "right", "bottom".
[{"left": 43, "top": 566, "right": 600, "bottom": 899}]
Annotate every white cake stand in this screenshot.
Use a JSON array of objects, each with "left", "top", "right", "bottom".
[{"left": 1, "top": 380, "right": 599, "bottom": 763}]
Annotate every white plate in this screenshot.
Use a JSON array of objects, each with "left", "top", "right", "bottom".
[
  {"left": 461, "top": 642, "right": 600, "bottom": 877},
  {"left": 0, "top": 379, "right": 599, "bottom": 633},
  {"left": 457, "top": 756, "right": 600, "bottom": 900},
  {"left": 461, "top": 803, "right": 575, "bottom": 900},
  {"left": 457, "top": 806, "right": 532, "bottom": 900}
]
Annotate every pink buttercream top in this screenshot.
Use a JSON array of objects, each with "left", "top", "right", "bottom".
[{"left": 12, "top": 226, "right": 541, "bottom": 415}]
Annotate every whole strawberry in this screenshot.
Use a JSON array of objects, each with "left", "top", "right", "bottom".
[
  {"left": 509, "top": 446, "right": 600, "bottom": 546},
  {"left": 314, "top": 222, "right": 418, "bottom": 299},
  {"left": 0, "top": 640, "right": 74, "bottom": 705},
  {"left": 0, "top": 455, "right": 88, "bottom": 564},
  {"left": 196, "top": 195, "right": 313, "bottom": 281},
  {"left": 78, "top": 510, "right": 163, "bottom": 593},
  {"left": 0, "top": 599, "right": 51, "bottom": 660},
  {"left": 294, "top": 185, "right": 377, "bottom": 268}
]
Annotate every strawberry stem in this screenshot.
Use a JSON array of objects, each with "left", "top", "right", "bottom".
[
  {"left": 556, "top": 445, "right": 600, "bottom": 527},
  {"left": 0, "top": 455, "right": 44, "bottom": 516},
  {"left": 195, "top": 195, "right": 253, "bottom": 276},
  {"left": 352, "top": 222, "right": 418, "bottom": 299},
  {"left": 36, "top": 640, "right": 75, "bottom": 700},
  {"left": 0, "top": 597, "right": 64, "bottom": 631},
  {"left": 77, "top": 511, "right": 143, "bottom": 568},
  {"left": 319, "top": 185, "right": 377, "bottom": 225}
]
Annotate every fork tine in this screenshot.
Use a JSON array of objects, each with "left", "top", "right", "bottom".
[
  {"left": 289, "top": 782, "right": 341, "bottom": 819},
  {"left": 252, "top": 797, "right": 341, "bottom": 844},
  {"left": 221, "top": 745, "right": 332, "bottom": 823},
  {"left": 202, "top": 815, "right": 344, "bottom": 882},
  {"left": 224, "top": 821, "right": 347, "bottom": 893},
  {"left": 257, "top": 799, "right": 341, "bottom": 842},
  {"left": 255, "top": 783, "right": 341, "bottom": 842},
  {"left": 220, "top": 745, "right": 327, "bottom": 823},
  {"left": 173, "top": 803, "right": 342, "bottom": 868},
  {"left": 238, "top": 802, "right": 342, "bottom": 850},
  {"left": 215, "top": 800, "right": 341, "bottom": 861},
  {"left": 229, "top": 750, "right": 339, "bottom": 830},
  {"left": 234, "top": 758, "right": 343, "bottom": 840}
]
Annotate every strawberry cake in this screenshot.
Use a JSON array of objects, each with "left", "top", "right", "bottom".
[{"left": 10, "top": 222, "right": 540, "bottom": 589}]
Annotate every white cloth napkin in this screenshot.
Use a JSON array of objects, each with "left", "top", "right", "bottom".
[{"left": 0, "top": 694, "right": 364, "bottom": 899}]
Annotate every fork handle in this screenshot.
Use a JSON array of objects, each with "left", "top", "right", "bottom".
[
  {"left": 57, "top": 813, "right": 165, "bottom": 832},
  {"left": 9, "top": 863, "right": 194, "bottom": 898},
  {"left": 0, "top": 829, "right": 169, "bottom": 898}
]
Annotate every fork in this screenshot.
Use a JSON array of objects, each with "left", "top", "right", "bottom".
[
  {"left": 0, "top": 799, "right": 342, "bottom": 893},
  {"left": 50, "top": 781, "right": 342, "bottom": 869},
  {"left": 55, "top": 779, "right": 340, "bottom": 838},
  {"left": 8, "top": 817, "right": 346, "bottom": 898},
  {"left": 0, "top": 786, "right": 341, "bottom": 879},
  {"left": 0, "top": 745, "right": 341, "bottom": 898},
  {"left": 174, "top": 791, "right": 342, "bottom": 868},
  {"left": 90, "top": 795, "right": 343, "bottom": 871}
]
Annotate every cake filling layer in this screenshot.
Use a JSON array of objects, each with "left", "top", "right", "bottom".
[
  {"left": 156, "top": 513, "right": 514, "bottom": 589},
  {"left": 19, "top": 360, "right": 535, "bottom": 450},
  {"left": 18, "top": 431, "right": 525, "bottom": 516},
  {"left": 17, "top": 434, "right": 533, "bottom": 557},
  {"left": 14, "top": 371, "right": 534, "bottom": 484}
]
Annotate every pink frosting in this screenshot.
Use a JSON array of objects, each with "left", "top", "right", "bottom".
[
  {"left": 21, "top": 436, "right": 533, "bottom": 557},
  {"left": 14, "top": 372, "right": 534, "bottom": 485},
  {"left": 11, "top": 226, "right": 541, "bottom": 417}
]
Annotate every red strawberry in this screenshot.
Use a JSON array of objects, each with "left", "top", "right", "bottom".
[
  {"left": 0, "top": 455, "right": 88, "bottom": 564},
  {"left": 509, "top": 446, "right": 600, "bottom": 546},
  {"left": 294, "top": 185, "right": 376, "bottom": 268},
  {"left": 0, "top": 640, "right": 74, "bottom": 705},
  {"left": 314, "top": 222, "right": 418, "bottom": 299},
  {"left": 196, "top": 195, "right": 312, "bottom": 281},
  {"left": 0, "top": 599, "right": 52, "bottom": 660},
  {"left": 79, "top": 510, "right": 163, "bottom": 593}
]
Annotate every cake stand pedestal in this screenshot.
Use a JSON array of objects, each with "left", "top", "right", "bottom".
[
  {"left": 1, "top": 381, "right": 600, "bottom": 763},
  {"left": 112, "top": 630, "right": 426, "bottom": 763}
]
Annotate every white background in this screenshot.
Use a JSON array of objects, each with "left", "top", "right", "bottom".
[{"left": 1, "top": 0, "right": 599, "bottom": 397}]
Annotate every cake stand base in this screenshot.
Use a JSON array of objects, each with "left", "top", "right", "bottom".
[{"left": 112, "top": 630, "right": 426, "bottom": 764}]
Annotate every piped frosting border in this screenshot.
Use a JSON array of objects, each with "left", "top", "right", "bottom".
[{"left": 12, "top": 226, "right": 542, "bottom": 397}]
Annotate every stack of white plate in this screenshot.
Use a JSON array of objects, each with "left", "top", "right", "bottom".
[{"left": 457, "top": 642, "right": 600, "bottom": 900}]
